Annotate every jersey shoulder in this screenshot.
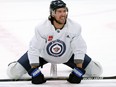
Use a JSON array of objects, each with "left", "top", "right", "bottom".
[
  {"left": 35, "top": 20, "right": 51, "bottom": 31},
  {"left": 35, "top": 20, "right": 52, "bottom": 36},
  {"left": 66, "top": 18, "right": 81, "bottom": 34}
]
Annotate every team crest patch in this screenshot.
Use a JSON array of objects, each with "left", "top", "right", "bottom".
[{"left": 46, "top": 39, "right": 66, "bottom": 57}]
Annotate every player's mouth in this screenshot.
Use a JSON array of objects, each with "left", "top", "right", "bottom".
[{"left": 60, "top": 17, "right": 66, "bottom": 22}]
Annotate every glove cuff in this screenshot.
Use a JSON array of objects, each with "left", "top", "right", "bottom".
[
  {"left": 31, "top": 68, "right": 41, "bottom": 77},
  {"left": 72, "top": 67, "right": 85, "bottom": 78}
]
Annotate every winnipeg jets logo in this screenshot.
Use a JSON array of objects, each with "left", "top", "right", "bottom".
[{"left": 46, "top": 39, "right": 66, "bottom": 57}]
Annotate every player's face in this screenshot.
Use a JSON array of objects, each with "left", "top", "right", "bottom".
[{"left": 53, "top": 8, "right": 68, "bottom": 24}]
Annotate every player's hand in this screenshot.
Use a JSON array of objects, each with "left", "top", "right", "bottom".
[
  {"left": 30, "top": 68, "right": 46, "bottom": 84},
  {"left": 67, "top": 67, "right": 85, "bottom": 84}
]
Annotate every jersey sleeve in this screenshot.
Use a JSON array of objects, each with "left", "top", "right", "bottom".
[
  {"left": 28, "top": 27, "right": 46, "bottom": 65},
  {"left": 71, "top": 30, "right": 87, "bottom": 60}
]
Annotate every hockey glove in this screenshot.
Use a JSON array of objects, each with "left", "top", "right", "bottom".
[
  {"left": 67, "top": 67, "right": 85, "bottom": 84},
  {"left": 30, "top": 68, "right": 46, "bottom": 84}
]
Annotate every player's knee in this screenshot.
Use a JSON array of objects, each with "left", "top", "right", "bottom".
[
  {"left": 85, "top": 61, "right": 103, "bottom": 77},
  {"left": 7, "top": 61, "right": 27, "bottom": 79}
]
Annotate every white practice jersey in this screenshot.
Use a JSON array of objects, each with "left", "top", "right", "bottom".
[{"left": 28, "top": 18, "right": 87, "bottom": 64}]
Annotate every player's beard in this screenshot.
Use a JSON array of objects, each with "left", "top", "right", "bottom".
[{"left": 53, "top": 16, "right": 67, "bottom": 25}]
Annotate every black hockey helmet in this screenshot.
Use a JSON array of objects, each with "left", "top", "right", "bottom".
[{"left": 50, "top": 0, "right": 68, "bottom": 15}]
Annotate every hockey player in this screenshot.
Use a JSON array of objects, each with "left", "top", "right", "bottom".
[{"left": 7, "top": 0, "right": 103, "bottom": 84}]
